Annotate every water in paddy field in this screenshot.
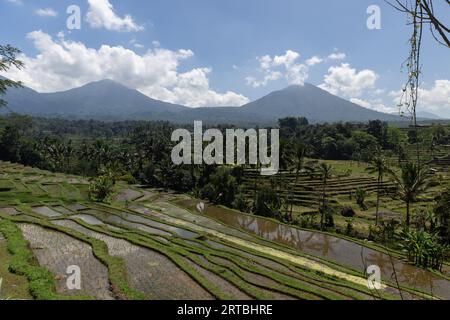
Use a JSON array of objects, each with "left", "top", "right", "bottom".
[{"left": 177, "top": 199, "right": 450, "bottom": 299}]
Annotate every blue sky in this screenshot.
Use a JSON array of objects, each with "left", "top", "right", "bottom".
[{"left": 1, "top": 0, "right": 449, "bottom": 116}]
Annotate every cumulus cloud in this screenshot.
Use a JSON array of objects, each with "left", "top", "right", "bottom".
[
  {"left": 35, "top": 8, "right": 58, "bottom": 17},
  {"left": 305, "top": 55, "right": 323, "bottom": 66},
  {"left": 246, "top": 71, "right": 282, "bottom": 88},
  {"left": 1, "top": 30, "right": 248, "bottom": 107},
  {"left": 86, "top": 0, "right": 144, "bottom": 32},
  {"left": 272, "top": 50, "right": 300, "bottom": 68},
  {"left": 327, "top": 52, "right": 346, "bottom": 61},
  {"left": 350, "top": 98, "right": 395, "bottom": 114},
  {"left": 319, "top": 63, "right": 379, "bottom": 97},
  {"left": 173, "top": 68, "right": 249, "bottom": 107},
  {"left": 129, "top": 38, "right": 144, "bottom": 49},
  {"left": 246, "top": 49, "right": 347, "bottom": 88},
  {"left": 390, "top": 80, "right": 450, "bottom": 116},
  {"left": 246, "top": 50, "right": 309, "bottom": 87}
]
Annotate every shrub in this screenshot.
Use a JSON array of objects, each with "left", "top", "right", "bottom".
[
  {"left": 254, "top": 186, "right": 282, "bottom": 218},
  {"left": 232, "top": 191, "right": 249, "bottom": 212},
  {"left": 341, "top": 206, "right": 356, "bottom": 218},
  {"left": 201, "top": 167, "right": 238, "bottom": 207},
  {"left": 324, "top": 207, "right": 335, "bottom": 228},
  {"left": 89, "top": 168, "right": 115, "bottom": 203},
  {"left": 434, "top": 189, "right": 450, "bottom": 244},
  {"left": 355, "top": 188, "right": 367, "bottom": 211},
  {"left": 118, "top": 173, "right": 137, "bottom": 184},
  {"left": 345, "top": 218, "right": 355, "bottom": 236}
]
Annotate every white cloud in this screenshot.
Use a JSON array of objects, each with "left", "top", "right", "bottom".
[
  {"left": 390, "top": 80, "right": 450, "bottom": 116},
  {"left": 1, "top": 30, "right": 248, "bottom": 108},
  {"left": 306, "top": 55, "right": 323, "bottom": 66},
  {"left": 247, "top": 50, "right": 309, "bottom": 87},
  {"left": 258, "top": 55, "right": 273, "bottom": 70},
  {"left": 173, "top": 68, "right": 249, "bottom": 107},
  {"left": 35, "top": 8, "right": 58, "bottom": 17},
  {"left": 129, "top": 38, "right": 144, "bottom": 49},
  {"left": 350, "top": 98, "right": 396, "bottom": 114},
  {"left": 246, "top": 71, "right": 282, "bottom": 88},
  {"left": 272, "top": 50, "right": 300, "bottom": 68},
  {"left": 286, "top": 64, "right": 309, "bottom": 85},
  {"left": 86, "top": 0, "right": 144, "bottom": 32},
  {"left": 327, "top": 52, "right": 346, "bottom": 61},
  {"left": 319, "top": 63, "right": 379, "bottom": 97},
  {"left": 247, "top": 49, "right": 348, "bottom": 88}
]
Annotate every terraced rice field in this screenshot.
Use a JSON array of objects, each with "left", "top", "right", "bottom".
[
  {"left": 242, "top": 155, "right": 450, "bottom": 237},
  {"left": 1, "top": 161, "right": 449, "bottom": 300},
  {"left": 387, "top": 145, "right": 450, "bottom": 171},
  {"left": 243, "top": 169, "right": 398, "bottom": 209}
]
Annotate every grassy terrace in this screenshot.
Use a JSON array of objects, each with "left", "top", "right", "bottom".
[
  {"left": 0, "top": 161, "right": 449, "bottom": 300},
  {"left": 242, "top": 156, "right": 450, "bottom": 237}
]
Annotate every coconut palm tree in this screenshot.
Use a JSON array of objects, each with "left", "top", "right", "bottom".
[
  {"left": 388, "top": 162, "right": 431, "bottom": 229},
  {"left": 318, "top": 163, "right": 333, "bottom": 229},
  {"left": 366, "top": 153, "right": 389, "bottom": 226},
  {"left": 287, "top": 142, "right": 307, "bottom": 220},
  {"left": 62, "top": 139, "right": 74, "bottom": 172},
  {"left": 278, "top": 139, "right": 294, "bottom": 219}
]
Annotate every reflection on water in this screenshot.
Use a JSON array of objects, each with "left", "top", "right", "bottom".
[{"left": 177, "top": 199, "right": 450, "bottom": 299}]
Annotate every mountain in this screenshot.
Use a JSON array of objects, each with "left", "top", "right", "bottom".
[
  {"left": 417, "top": 111, "right": 442, "bottom": 120},
  {"left": 1, "top": 79, "right": 404, "bottom": 124},
  {"left": 0, "top": 78, "right": 49, "bottom": 115},
  {"left": 2, "top": 79, "right": 187, "bottom": 120},
  {"left": 239, "top": 84, "right": 401, "bottom": 123}
]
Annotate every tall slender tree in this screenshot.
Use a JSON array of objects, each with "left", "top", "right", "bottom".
[
  {"left": 388, "top": 1, "right": 449, "bottom": 164},
  {"left": 318, "top": 163, "right": 333, "bottom": 229},
  {"left": 366, "top": 153, "right": 389, "bottom": 226},
  {"left": 388, "top": 162, "right": 431, "bottom": 228},
  {"left": 288, "top": 143, "right": 308, "bottom": 220}
]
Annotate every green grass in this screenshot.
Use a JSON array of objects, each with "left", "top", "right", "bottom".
[
  {"left": 0, "top": 218, "right": 91, "bottom": 300},
  {"left": 0, "top": 238, "right": 32, "bottom": 300},
  {"left": 2, "top": 210, "right": 148, "bottom": 300}
]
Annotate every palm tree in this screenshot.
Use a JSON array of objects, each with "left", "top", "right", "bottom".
[
  {"left": 278, "top": 139, "right": 293, "bottom": 219},
  {"left": 288, "top": 143, "right": 308, "bottom": 220},
  {"left": 62, "top": 139, "right": 74, "bottom": 172},
  {"left": 388, "top": 162, "right": 431, "bottom": 228},
  {"left": 318, "top": 163, "right": 333, "bottom": 229},
  {"left": 366, "top": 153, "right": 389, "bottom": 226}
]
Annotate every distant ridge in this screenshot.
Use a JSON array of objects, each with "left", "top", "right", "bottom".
[
  {"left": 2, "top": 78, "right": 405, "bottom": 124},
  {"left": 2, "top": 79, "right": 187, "bottom": 120},
  {"left": 416, "top": 111, "right": 442, "bottom": 120},
  {"left": 239, "top": 84, "right": 402, "bottom": 123}
]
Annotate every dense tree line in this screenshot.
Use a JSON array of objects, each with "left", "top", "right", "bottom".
[{"left": 2, "top": 114, "right": 450, "bottom": 194}]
